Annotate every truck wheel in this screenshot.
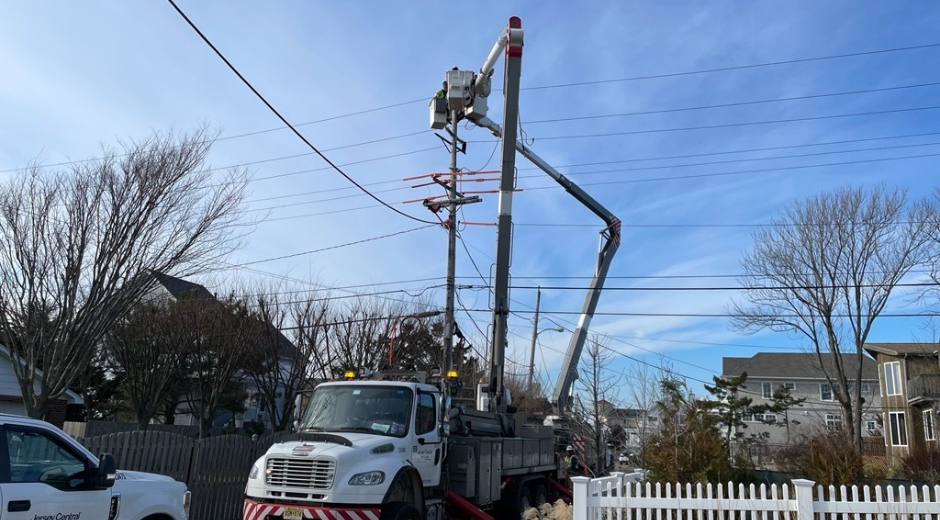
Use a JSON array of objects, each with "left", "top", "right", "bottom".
[
  {"left": 531, "top": 482, "right": 548, "bottom": 506},
  {"left": 381, "top": 502, "right": 421, "bottom": 520},
  {"left": 514, "top": 487, "right": 533, "bottom": 519}
]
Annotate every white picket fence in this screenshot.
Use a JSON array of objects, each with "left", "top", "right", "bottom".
[{"left": 572, "top": 474, "right": 940, "bottom": 520}]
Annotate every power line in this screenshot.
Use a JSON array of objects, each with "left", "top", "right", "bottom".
[
  {"left": 244, "top": 147, "right": 940, "bottom": 225},
  {"left": 214, "top": 99, "right": 427, "bottom": 143},
  {"left": 498, "top": 281, "right": 938, "bottom": 292},
  {"left": 521, "top": 43, "right": 940, "bottom": 91},
  {"left": 524, "top": 82, "right": 940, "bottom": 125},
  {"left": 516, "top": 131, "right": 940, "bottom": 171},
  {"left": 244, "top": 132, "right": 940, "bottom": 210},
  {"left": 165, "top": 0, "right": 436, "bottom": 226},
  {"left": 518, "top": 140, "right": 940, "bottom": 181},
  {"left": 244, "top": 131, "right": 940, "bottom": 210},
  {"left": 467, "top": 269, "right": 934, "bottom": 281},
  {"left": 221, "top": 225, "right": 437, "bottom": 269},
  {"left": 530, "top": 151, "right": 940, "bottom": 189},
  {"left": 509, "top": 105, "right": 940, "bottom": 142},
  {"left": 481, "top": 309, "right": 936, "bottom": 319}
]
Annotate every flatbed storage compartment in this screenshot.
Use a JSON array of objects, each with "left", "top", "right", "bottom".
[{"left": 447, "top": 436, "right": 502, "bottom": 505}]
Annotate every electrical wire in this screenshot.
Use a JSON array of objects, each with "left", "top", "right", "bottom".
[
  {"left": 470, "top": 308, "right": 936, "bottom": 319},
  {"left": 521, "top": 43, "right": 940, "bottom": 91},
  {"left": 523, "top": 82, "right": 940, "bottom": 125},
  {"left": 500, "top": 281, "right": 938, "bottom": 292},
  {"left": 221, "top": 225, "right": 437, "bottom": 269},
  {"left": 165, "top": 0, "right": 436, "bottom": 225},
  {"left": 503, "top": 105, "right": 940, "bottom": 142}
]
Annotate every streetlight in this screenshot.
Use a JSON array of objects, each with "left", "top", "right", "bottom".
[{"left": 387, "top": 310, "right": 443, "bottom": 367}]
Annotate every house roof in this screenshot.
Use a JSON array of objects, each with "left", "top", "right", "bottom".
[
  {"left": 863, "top": 343, "right": 939, "bottom": 358},
  {"left": 151, "top": 271, "right": 215, "bottom": 301},
  {"left": 0, "top": 345, "right": 84, "bottom": 405},
  {"left": 150, "top": 271, "right": 299, "bottom": 360},
  {"left": 722, "top": 352, "right": 878, "bottom": 380}
]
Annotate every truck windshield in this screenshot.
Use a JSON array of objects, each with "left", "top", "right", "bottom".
[{"left": 300, "top": 385, "right": 413, "bottom": 437}]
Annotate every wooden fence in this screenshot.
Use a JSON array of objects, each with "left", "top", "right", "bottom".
[
  {"left": 574, "top": 473, "right": 940, "bottom": 520},
  {"left": 79, "top": 430, "right": 297, "bottom": 520},
  {"left": 65, "top": 420, "right": 199, "bottom": 439}
]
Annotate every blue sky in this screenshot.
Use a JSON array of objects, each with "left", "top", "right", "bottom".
[{"left": 2, "top": 1, "right": 939, "bottom": 403}]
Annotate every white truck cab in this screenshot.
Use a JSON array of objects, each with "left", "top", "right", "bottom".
[
  {"left": 245, "top": 380, "right": 442, "bottom": 520},
  {"left": 0, "top": 414, "right": 191, "bottom": 520}
]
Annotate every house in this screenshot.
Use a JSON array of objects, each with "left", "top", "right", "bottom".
[
  {"left": 862, "top": 343, "right": 939, "bottom": 467},
  {"left": 147, "top": 271, "right": 300, "bottom": 431},
  {"left": 605, "top": 408, "right": 659, "bottom": 452},
  {"left": 722, "top": 352, "right": 882, "bottom": 444},
  {"left": 0, "top": 344, "right": 83, "bottom": 427}
]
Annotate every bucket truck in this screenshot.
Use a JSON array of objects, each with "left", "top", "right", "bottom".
[{"left": 243, "top": 16, "right": 619, "bottom": 520}]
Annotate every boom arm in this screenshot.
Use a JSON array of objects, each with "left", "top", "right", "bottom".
[{"left": 473, "top": 118, "right": 622, "bottom": 415}]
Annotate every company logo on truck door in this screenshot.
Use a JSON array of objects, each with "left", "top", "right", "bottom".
[{"left": 32, "top": 513, "right": 82, "bottom": 520}]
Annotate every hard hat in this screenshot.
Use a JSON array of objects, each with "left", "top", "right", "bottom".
[{"left": 566, "top": 445, "right": 573, "bottom": 452}]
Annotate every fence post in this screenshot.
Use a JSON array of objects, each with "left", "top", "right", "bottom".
[
  {"left": 792, "top": 479, "right": 815, "bottom": 520},
  {"left": 573, "top": 476, "right": 591, "bottom": 520}
]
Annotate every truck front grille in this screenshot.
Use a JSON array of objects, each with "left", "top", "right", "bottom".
[{"left": 265, "top": 458, "right": 335, "bottom": 489}]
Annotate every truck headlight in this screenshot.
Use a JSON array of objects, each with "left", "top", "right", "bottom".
[
  {"left": 348, "top": 471, "right": 385, "bottom": 485},
  {"left": 249, "top": 464, "right": 260, "bottom": 479}
]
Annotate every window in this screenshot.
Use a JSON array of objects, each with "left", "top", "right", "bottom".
[
  {"left": 860, "top": 384, "right": 871, "bottom": 394},
  {"left": 889, "top": 412, "right": 908, "bottom": 446},
  {"left": 6, "top": 427, "right": 87, "bottom": 490},
  {"left": 783, "top": 383, "right": 795, "bottom": 391},
  {"left": 825, "top": 414, "right": 842, "bottom": 431},
  {"left": 866, "top": 421, "right": 877, "bottom": 431},
  {"left": 740, "top": 413, "right": 754, "bottom": 422},
  {"left": 415, "top": 392, "right": 436, "bottom": 435},
  {"left": 885, "top": 362, "right": 902, "bottom": 396},
  {"left": 820, "top": 384, "right": 834, "bottom": 401},
  {"left": 924, "top": 410, "right": 936, "bottom": 441},
  {"left": 762, "top": 382, "right": 773, "bottom": 399},
  {"left": 758, "top": 413, "right": 776, "bottom": 423}
]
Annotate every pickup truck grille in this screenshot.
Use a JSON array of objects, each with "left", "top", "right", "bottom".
[{"left": 265, "top": 458, "right": 335, "bottom": 489}]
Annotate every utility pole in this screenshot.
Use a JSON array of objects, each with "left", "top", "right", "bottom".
[
  {"left": 526, "top": 287, "right": 540, "bottom": 390},
  {"left": 443, "top": 110, "right": 459, "bottom": 377}
]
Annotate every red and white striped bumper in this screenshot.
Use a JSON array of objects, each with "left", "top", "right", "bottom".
[{"left": 244, "top": 499, "right": 381, "bottom": 520}]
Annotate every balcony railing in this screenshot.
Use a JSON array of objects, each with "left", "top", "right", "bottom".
[{"left": 907, "top": 374, "right": 940, "bottom": 403}]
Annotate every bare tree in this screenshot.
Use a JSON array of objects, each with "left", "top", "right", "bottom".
[
  {"left": 625, "top": 358, "right": 673, "bottom": 468},
  {"left": 104, "top": 300, "right": 190, "bottom": 429},
  {"left": 294, "top": 297, "right": 335, "bottom": 384},
  {"left": 732, "top": 185, "right": 935, "bottom": 449},
  {"left": 177, "top": 292, "right": 259, "bottom": 438},
  {"left": 575, "top": 335, "right": 623, "bottom": 475},
  {"left": 242, "top": 283, "right": 332, "bottom": 432},
  {"left": 327, "top": 299, "right": 397, "bottom": 375},
  {"left": 0, "top": 127, "right": 247, "bottom": 419}
]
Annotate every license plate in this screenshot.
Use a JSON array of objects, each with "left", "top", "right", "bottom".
[{"left": 283, "top": 507, "right": 303, "bottom": 520}]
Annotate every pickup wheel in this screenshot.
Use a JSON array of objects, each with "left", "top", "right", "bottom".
[{"left": 381, "top": 502, "right": 421, "bottom": 520}]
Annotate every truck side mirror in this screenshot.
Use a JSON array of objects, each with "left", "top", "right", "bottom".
[{"left": 96, "top": 453, "right": 117, "bottom": 489}]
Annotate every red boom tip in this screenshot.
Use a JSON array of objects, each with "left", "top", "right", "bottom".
[{"left": 509, "top": 16, "right": 522, "bottom": 28}]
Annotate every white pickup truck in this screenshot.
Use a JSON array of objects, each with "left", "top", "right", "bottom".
[{"left": 0, "top": 413, "right": 191, "bottom": 520}]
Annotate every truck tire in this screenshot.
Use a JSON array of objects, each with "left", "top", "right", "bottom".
[
  {"left": 381, "top": 502, "right": 421, "bottom": 520},
  {"left": 508, "top": 486, "right": 533, "bottom": 519},
  {"left": 531, "top": 482, "right": 548, "bottom": 507}
]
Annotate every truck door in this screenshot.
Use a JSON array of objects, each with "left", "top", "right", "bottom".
[
  {"left": 0, "top": 424, "right": 111, "bottom": 520},
  {"left": 411, "top": 390, "right": 442, "bottom": 487}
]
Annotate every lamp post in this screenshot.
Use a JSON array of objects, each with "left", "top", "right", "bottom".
[{"left": 387, "top": 310, "right": 443, "bottom": 367}]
